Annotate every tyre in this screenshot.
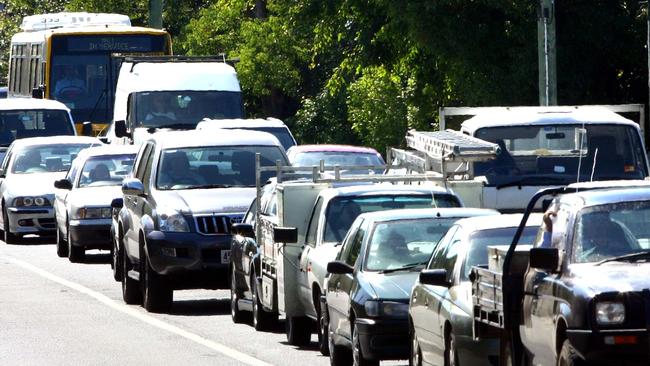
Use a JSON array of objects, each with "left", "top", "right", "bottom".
[
  {"left": 251, "top": 271, "right": 277, "bottom": 331},
  {"left": 410, "top": 324, "right": 422, "bottom": 366},
  {"left": 3, "top": 208, "right": 18, "bottom": 244},
  {"left": 329, "top": 321, "right": 352, "bottom": 366},
  {"left": 353, "top": 323, "right": 379, "bottom": 366},
  {"left": 444, "top": 330, "right": 459, "bottom": 366},
  {"left": 286, "top": 315, "right": 312, "bottom": 346},
  {"left": 142, "top": 255, "right": 173, "bottom": 313},
  {"left": 56, "top": 225, "right": 68, "bottom": 257},
  {"left": 122, "top": 248, "right": 142, "bottom": 305},
  {"left": 318, "top": 297, "right": 330, "bottom": 356},
  {"left": 67, "top": 228, "right": 85, "bottom": 263},
  {"left": 230, "top": 265, "right": 246, "bottom": 323},
  {"left": 557, "top": 339, "right": 585, "bottom": 366},
  {"left": 112, "top": 235, "right": 122, "bottom": 282}
]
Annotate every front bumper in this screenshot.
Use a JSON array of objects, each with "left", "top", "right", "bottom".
[
  {"left": 68, "top": 219, "right": 112, "bottom": 249},
  {"left": 568, "top": 329, "right": 650, "bottom": 364},
  {"left": 355, "top": 317, "right": 409, "bottom": 360},
  {"left": 7, "top": 206, "right": 55, "bottom": 235}
]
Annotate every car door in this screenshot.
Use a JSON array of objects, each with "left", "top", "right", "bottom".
[
  {"left": 55, "top": 160, "right": 80, "bottom": 237},
  {"left": 123, "top": 143, "right": 153, "bottom": 256},
  {"left": 298, "top": 197, "right": 324, "bottom": 317},
  {"left": 414, "top": 225, "right": 460, "bottom": 363},
  {"left": 136, "top": 142, "right": 157, "bottom": 262}
]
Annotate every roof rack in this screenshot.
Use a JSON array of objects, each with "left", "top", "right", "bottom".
[
  {"left": 113, "top": 55, "right": 240, "bottom": 71},
  {"left": 405, "top": 130, "right": 500, "bottom": 163}
]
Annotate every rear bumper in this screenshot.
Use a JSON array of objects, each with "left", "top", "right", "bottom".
[
  {"left": 69, "top": 219, "right": 112, "bottom": 248},
  {"left": 355, "top": 317, "right": 409, "bottom": 360}
]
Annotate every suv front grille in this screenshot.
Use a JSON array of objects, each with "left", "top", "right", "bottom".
[{"left": 194, "top": 214, "right": 243, "bottom": 235}]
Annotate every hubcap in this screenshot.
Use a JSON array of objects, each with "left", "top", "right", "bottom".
[
  {"left": 230, "top": 269, "right": 238, "bottom": 316},
  {"left": 449, "top": 335, "right": 456, "bottom": 366},
  {"left": 412, "top": 332, "right": 420, "bottom": 366},
  {"left": 353, "top": 327, "right": 361, "bottom": 365},
  {"left": 252, "top": 278, "right": 258, "bottom": 326}
]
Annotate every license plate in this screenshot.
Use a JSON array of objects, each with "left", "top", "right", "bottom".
[{"left": 221, "top": 250, "right": 231, "bottom": 264}]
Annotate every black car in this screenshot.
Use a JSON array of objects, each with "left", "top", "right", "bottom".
[{"left": 325, "top": 207, "right": 497, "bottom": 366}]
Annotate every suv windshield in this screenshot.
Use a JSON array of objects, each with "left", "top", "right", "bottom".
[
  {"left": 78, "top": 154, "right": 135, "bottom": 188},
  {"left": 12, "top": 144, "right": 93, "bottom": 174},
  {"left": 323, "top": 194, "right": 461, "bottom": 243},
  {"left": 135, "top": 91, "right": 243, "bottom": 129},
  {"left": 0, "top": 110, "right": 74, "bottom": 146},
  {"left": 292, "top": 151, "right": 385, "bottom": 175},
  {"left": 156, "top": 145, "right": 286, "bottom": 190},
  {"left": 473, "top": 124, "right": 647, "bottom": 186}
]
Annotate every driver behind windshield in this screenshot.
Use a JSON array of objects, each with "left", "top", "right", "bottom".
[
  {"left": 157, "top": 151, "right": 205, "bottom": 188},
  {"left": 54, "top": 65, "right": 86, "bottom": 99},
  {"left": 144, "top": 94, "right": 177, "bottom": 125}
]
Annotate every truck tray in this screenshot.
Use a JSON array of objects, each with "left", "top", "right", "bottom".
[{"left": 472, "top": 265, "right": 505, "bottom": 329}]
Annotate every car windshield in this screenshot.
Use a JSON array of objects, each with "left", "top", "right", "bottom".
[
  {"left": 323, "top": 194, "right": 461, "bottom": 243},
  {"left": 472, "top": 124, "right": 647, "bottom": 186},
  {"left": 0, "top": 110, "right": 74, "bottom": 147},
  {"left": 292, "top": 151, "right": 385, "bottom": 175},
  {"left": 462, "top": 226, "right": 539, "bottom": 280},
  {"left": 78, "top": 154, "right": 135, "bottom": 188},
  {"left": 572, "top": 200, "right": 650, "bottom": 263},
  {"left": 365, "top": 217, "right": 458, "bottom": 271},
  {"left": 156, "top": 145, "right": 287, "bottom": 190},
  {"left": 11, "top": 144, "right": 93, "bottom": 174},
  {"left": 135, "top": 91, "right": 243, "bottom": 129}
]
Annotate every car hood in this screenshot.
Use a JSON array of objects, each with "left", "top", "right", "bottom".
[
  {"left": 569, "top": 262, "right": 650, "bottom": 295},
  {"left": 6, "top": 172, "right": 67, "bottom": 196},
  {"left": 361, "top": 271, "right": 420, "bottom": 300},
  {"left": 156, "top": 188, "right": 254, "bottom": 215},
  {"left": 68, "top": 185, "right": 122, "bottom": 207}
]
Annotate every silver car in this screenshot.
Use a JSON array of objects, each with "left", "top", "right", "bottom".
[
  {"left": 54, "top": 145, "right": 138, "bottom": 262},
  {"left": 0, "top": 136, "right": 100, "bottom": 243}
]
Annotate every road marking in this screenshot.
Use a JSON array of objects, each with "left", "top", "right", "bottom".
[{"left": 4, "top": 254, "right": 273, "bottom": 366}]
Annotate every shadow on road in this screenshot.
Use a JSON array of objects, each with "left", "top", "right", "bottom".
[
  {"left": 4, "top": 235, "right": 55, "bottom": 246},
  {"left": 81, "top": 252, "right": 111, "bottom": 265},
  {"left": 170, "top": 298, "right": 231, "bottom": 316}
]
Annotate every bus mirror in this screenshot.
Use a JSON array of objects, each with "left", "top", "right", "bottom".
[
  {"left": 115, "top": 120, "right": 129, "bottom": 138},
  {"left": 81, "top": 121, "right": 93, "bottom": 136},
  {"left": 31, "top": 87, "right": 44, "bottom": 99}
]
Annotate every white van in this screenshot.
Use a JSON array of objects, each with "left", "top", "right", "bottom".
[
  {"left": 106, "top": 56, "right": 243, "bottom": 145},
  {"left": 196, "top": 117, "right": 297, "bottom": 151}
]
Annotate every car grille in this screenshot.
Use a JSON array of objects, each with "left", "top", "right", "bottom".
[{"left": 194, "top": 214, "right": 243, "bottom": 235}]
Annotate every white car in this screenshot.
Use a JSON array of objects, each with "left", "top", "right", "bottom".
[
  {"left": 197, "top": 117, "right": 297, "bottom": 151},
  {"left": 54, "top": 145, "right": 138, "bottom": 262},
  {"left": 0, "top": 136, "right": 100, "bottom": 243}
]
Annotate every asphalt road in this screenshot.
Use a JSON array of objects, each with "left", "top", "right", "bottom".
[{"left": 0, "top": 238, "right": 406, "bottom": 366}]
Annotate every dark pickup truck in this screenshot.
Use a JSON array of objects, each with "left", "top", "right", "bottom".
[{"left": 471, "top": 181, "right": 650, "bottom": 366}]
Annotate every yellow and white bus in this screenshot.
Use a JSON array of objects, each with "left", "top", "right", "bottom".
[{"left": 7, "top": 12, "right": 172, "bottom": 135}]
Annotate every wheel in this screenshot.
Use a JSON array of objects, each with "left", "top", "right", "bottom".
[
  {"left": 329, "top": 320, "right": 352, "bottom": 366},
  {"left": 353, "top": 323, "right": 379, "bottom": 366},
  {"left": 56, "top": 225, "right": 68, "bottom": 257},
  {"left": 112, "top": 233, "right": 122, "bottom": 282},
  {"left": 142, "top": 254, "right": 173, "bottom": 313},
  {"left": 3, "top": 208, "right": 18, "bottom": 244},
  {"left": 286, "top": 315, "right": 312, "bottom": 346},
  {"left": 251, "top": 271, "right": 277, "bottom": 331},
  {"left": 410, "top": 324, "right": 422, "bottom": 366},
  {"left": 230, "top": 265, "right": 246, "bottom": 323},
  {"left": 67, "top": 227, "right": 85, "bottom": 263},
  {"left": 557, "top": 339, "right": 585, "bottom": 366},
  {"left": 121, "top": 248, "right": 142, "bottom": 305},
  {"left": 444, "top": 330, "right": 459, "bottom": 366},
  {"left": 318, "top": 296, "right": 330, "bottom": 356}
]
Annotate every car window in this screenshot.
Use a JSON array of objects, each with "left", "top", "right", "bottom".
[
  {"left": 340, "top": 219, "right": 365, "bottom": 266},
  {"left": 11, "top": 144, "right": 92, "bottom": 174},
  {"left": 134, "top": 143, "right": 153, "bottom": 181},
  {"left": 428, "top": 225, "right": 459, "bottom": 270},
  {"left": 77, "top": 154, "right": 135, "bottom": 188},
  {"left": 141, "top": 150, "right": 155, "bottom": 192},
  {"left": 305, "top": 197, "right": 324, "bottom": 247}
]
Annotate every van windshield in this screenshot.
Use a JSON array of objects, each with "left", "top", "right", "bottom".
[
  {"left": 135, "top": 91, "right": 243, "bottom": 129},
  {"left": 0, "top": 110, "right": 74, "bottom": 147}
]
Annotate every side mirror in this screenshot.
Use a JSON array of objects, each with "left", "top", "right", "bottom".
[
  {"left": 31, "top": 87, "right": 44, "bottom": 99},
  {"left": 231, "top": 223, "right": 254, "bottom": 237},
  {"left": 110, "top": 197, "right": 124, "bottom": 209},
  {"left": 0, "top": 168, "right": 5, "bottom": 178},
  {"left": 327, "top": 260, "right": 354, "bottom": 275},
  {"left": 122, "top": 178, "right": 145, "bottom": 197},
  {"left": 419, "top": 269, "right": 451, "bottom": 288},
  {"left": 529, "top": 247, "right": 560, "bottom": 272},
  {"left": 273, "top": 226, "right": 297, "bottom": 244},
  {"left": 54, "top": 179, "right": 72, "bottom": 190},
  {"left": 81, "top": 121, "right": 93, "bottom": 136},
  {"left": 114, "top": 120, "right": 130, "bottom": 138}
]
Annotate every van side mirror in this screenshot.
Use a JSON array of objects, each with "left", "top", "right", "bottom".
[
  {"left": 529, "top": 247, "right": 560, "bottom": 272},
  {"left": 115, "top": 120, "right": 130, "bottom": 138},
  {"left": 110, "top": 197, "right": 123, "bottom": 209},
  {"left": 273, "top": 226, "right": 297, "bottom": 244},
  {"left": 54, "top": 179, "right": 72, "bottom": 190},
  {"left": 327, "top": 261, "right": 354, "bottom": 275},
  {"left": 419, "top": 269, "right": 451, "bottom": 288},
  {"left": 81, "top": 121, "right": 93, "bottom": 136},
  {"left": 231, "top": 223, "right": 254, "bottom": 237},
  {"left": 31, "top": 87, "right": 44, "bottom": 99}
]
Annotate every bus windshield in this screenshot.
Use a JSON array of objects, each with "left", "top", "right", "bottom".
[{"left": 49, "top": 33, "right": 169, "bottom": 125}]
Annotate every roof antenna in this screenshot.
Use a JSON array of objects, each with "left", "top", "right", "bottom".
[{"left": 590, "top": 148, "right": 598, "bottom": 182}]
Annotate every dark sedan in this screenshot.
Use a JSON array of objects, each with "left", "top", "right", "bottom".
[{"left": 326, "top": 207, "right": 498, "bottom": 366}]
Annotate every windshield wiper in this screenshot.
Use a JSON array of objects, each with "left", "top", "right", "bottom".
[
  {"left": 595, "top": 250, "right": 650, "bottom": 266},
  {"left": 379, "top": 261, "right": 427, "bottom": 274}
]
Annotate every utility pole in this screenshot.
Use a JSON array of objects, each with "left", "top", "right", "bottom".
[
  {"left": 537, "top": 0, "right": 557, "bottom": 106},
  {"left": 149, "top": 0, "right": 163, "bottom": 29}
]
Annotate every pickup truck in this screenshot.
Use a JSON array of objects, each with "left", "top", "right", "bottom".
[{"left": 470, "top": 180, "right": 650, "bottom": 366}]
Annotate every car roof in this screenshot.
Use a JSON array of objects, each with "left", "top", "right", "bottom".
[
  {"left": 460, "top": 108, "right": 638, "bottom": 134},
  {"left": 287, "top": 144, "right": 380, "bottom": 155},
  {"left": 559, "top": 185, "right": 650, "bottom": 208},
  {"left": 10, "top": 136, "right": 101, "bottom": 149},
  {"left": 75, "top": 144, "right": 140, "bottom": 159},
  {"left": 357, "top": 207, "right": 499, "bottom": 223},
  {"left": 318, "top": 184, "right": 457, "bottom": 199},
  {"left": 0, "top": 98, "right": 71, "bottom": 111},
  {"left": 119, "top": 61, "right": 239, "bottom": 93},
  {"left": 197, "top": 117, "right": 288, "bottom": 129},
  {"left": 454, "top": 213, "right": 543, "bottom": 232},
  {"left": 149, "top": 129, "right": 284, "bottom": 149}
]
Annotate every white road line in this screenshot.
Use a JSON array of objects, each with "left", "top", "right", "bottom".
[{"left": 3, "top": 254, "right": 273, "bottom": 366}]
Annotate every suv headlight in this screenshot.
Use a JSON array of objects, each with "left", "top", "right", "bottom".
[
  {"left": 13, "top": 196, "right": 50, "bottom": 207},
  {"left": 73, "top": 207, "right": 112, "bottom": 219},
  {"left": 157, "top": 207, "right": 189, "bottom": 232},
  {"left": 596, "top": 302, "right": 625, "bottom": 325},
  {"left": 364, "top": 300, "right": 409, "bottom": 318}
]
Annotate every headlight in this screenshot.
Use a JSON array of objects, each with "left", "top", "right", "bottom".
[
  {"left": 13, "top": 196, "right": 50, "bottom": 207},
  {"left": 596, "top": 302, "right": 625, "bottom": 325},
  {"left": 73, "top": 207, "right": 112, "bottom": 219},
  {"left": 157, "top": 207, "right": 189, "bottom": 232},
  {"left": 364, "top": 300, "right": 409, "bottom": 318}
]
